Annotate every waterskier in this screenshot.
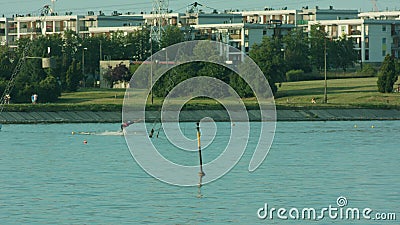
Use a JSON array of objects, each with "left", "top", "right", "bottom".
[{"left": 120, "top": 119, "right": 143, "bottom": 130}]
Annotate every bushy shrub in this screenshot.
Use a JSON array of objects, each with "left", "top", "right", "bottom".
[
  {"left": 377, "top": 55, "right": 397, "bottom": 93},
  {"left": 360, "top": 64, "right": 377, "bottom": 77},
  {"left": 286, "top": 69, "right": 304, "bottom": 82}
]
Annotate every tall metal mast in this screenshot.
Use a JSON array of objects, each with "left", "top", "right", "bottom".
[
  {"left": 371, "top": 0, "right": 379, "bottom": 12},
  {"left": 149, "top": 0, "right": 169, "bottom": 104},
  {"left": 151, "top": 0, "right": 169, "bottom": 45}
]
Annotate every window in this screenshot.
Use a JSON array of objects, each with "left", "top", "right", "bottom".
[
  {"left": 382, "top": 25, "right": 386, "bottom": 32},
  {"left": 382, "top": 38, "right": 386, "bottom": 44},
  {"left": 382, "top": 50, "right": 386, "bottom": 56},
  {"left": 365, "top": 37, "right": 369, "bottom": 48},
  {"left": 365, "top": 49, "right": 369, "bottom": 60}
]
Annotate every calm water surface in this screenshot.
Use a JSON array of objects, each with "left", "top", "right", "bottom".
[{"left": 0, "top": 121, "right": 399, "bottom": 224}]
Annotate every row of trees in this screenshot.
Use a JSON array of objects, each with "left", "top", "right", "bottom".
[
  {"left": 234, "top": 25, "right": 359, "bottom": 94},
  {"left": 151, "top": 25, "right": 359, "bottom": 97},
  {"left": 1, "top": 23, "right": 398, "bottom": 103},
  {"left": 0, "top": 26, "right": 184, "bottom": 103}
]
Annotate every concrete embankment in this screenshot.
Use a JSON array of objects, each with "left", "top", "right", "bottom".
[{"left": 1, "top": 109, "right": 400, "bottom": 124}]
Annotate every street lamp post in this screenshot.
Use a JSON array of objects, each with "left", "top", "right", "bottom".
[
  {"left": 99, "top": 40, "right": 102, "bottom": 85},
  {"left": 82, "top": 47, "right": 87, "bottom": 74},
  {"left": 317, "top": 26, "right": 328, "bottom": 104},
  {"left": 324, "top": 38, "right": 328, "bottom": 103},
  {"left": 82, "top": 47, "right": 87, "bottom": 87},
  {"left": 150, "top": 39, "right": 154, "bottom": 105},
  {"left": 162, "top": 47, "right": 168, "bottom": 66}
]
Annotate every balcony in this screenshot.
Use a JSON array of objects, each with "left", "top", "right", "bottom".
[
  {"left": 391, "top": 43, "right": 400, "bottom": 49},
  {"left": 7, "top": 28, "right": 17, "bottom": 34},
  {"left": 350, "top": 30, "right": 361, "bottom": 36},
  {"left": 328, "top": 31, "right": 338, "bottom": 38},
  {"left": 392, "top": 30, "right": 400, "bottom": 36},
  {"left": 296, "top": 20, "right": 309, "bottom": 25},
  {"left": 79, "top": 26, "right": 89, "bottom": 31},
  {"left": 229, "top": 34, "right": 241, "bottom": 40},
  {"left": 20, "top": 28, "right": 28, "bottom": 33}
]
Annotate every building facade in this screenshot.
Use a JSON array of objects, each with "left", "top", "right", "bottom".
[
  {"left": 0, "top": 12, "right": 144, "bottom": 46},
  {"left": 309, "top": 18, "right": 400, "bottom": 62},
  {"left": 1, "top": 7, "right": 400, "bottom": 64}
]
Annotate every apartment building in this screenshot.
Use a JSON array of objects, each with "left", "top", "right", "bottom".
[
  {"left": 299, "top": 6, "right": 359, "bottom": 26},
  {"left": 183, "top": 12, "right": 243, "bottom": 25},
  {"left": 231, "top": 9, "right": 301, "bottom": 26},
  {"left": 359, "top": 11, "right": 400, "bottom": 20},
  {"left": 1, "top": 7, "right": 400, "bottom": 64},
  {"left": 129, "top": 12, "right": 183, "bottom": 27},
  {"left": 231, "top": 6, "right": 358, "bottom": 28},
  {"left": 191, "top": 22, "right": 293, "bottom": 60},
  {"left": 5, "top": 14, "right": 82, "bottom": 46},
  {"left": 309, "top": 18, "right": 400, "bottom": 62},
  {"left": 0, "top": 12, "right": 144, "bottom": 46},
  {"left": 0, "top": 17, "right": 9, "bottom": 45}
]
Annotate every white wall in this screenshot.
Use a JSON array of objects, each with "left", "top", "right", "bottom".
[
  {"left": 368, "top": 24, "right": 392, "bottom": 62},
  {"left": 247, "top": 28, "right": 264, "bottom": 52}
]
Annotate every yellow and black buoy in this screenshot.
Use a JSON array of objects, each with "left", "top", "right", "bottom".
[{"left": 197, "top": 122, "right": 205, "bottom": 178}]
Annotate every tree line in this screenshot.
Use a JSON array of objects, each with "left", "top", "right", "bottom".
[
  {"left": 1, "top": 24, "right": 398, "bottom": 103},
  {"left": 153, "top": 24, "right": 361, "bottom": 97},
  {"left": 0, "top": 26, "right": 180, "bottom": 103}
]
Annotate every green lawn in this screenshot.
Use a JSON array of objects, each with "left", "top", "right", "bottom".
[
  {"left": 275, "top": 77, "right": 400, "bottom": 109},
  {"left": 3, "top": 77, "right": 399, "bottom": 111},
  {"left": 58, "top": 88, "right": 126, "bottom": 105},
  {"left": 59, "top": 77, "right": 398, "bottom": 109}
]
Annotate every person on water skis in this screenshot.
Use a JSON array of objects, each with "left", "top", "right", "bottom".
[
  {"left": 120, "top": 119, "right": 143, "bottom": 131},
  {"left": 121, "top": 121, "right": 135, "bottom": 130}
]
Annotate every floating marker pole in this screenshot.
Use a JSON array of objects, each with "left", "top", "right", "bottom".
[{"left": 196, "top": 122, "right": 205, "bottom": 178}]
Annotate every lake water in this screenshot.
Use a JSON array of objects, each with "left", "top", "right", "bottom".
[{"left": 0, "top": 121, "right": 399, "bottom": 224}]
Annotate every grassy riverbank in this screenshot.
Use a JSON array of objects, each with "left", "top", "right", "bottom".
[
  {"left": 2, "top": 77, "right": 399, "bottom": 112},
  {"left": 275, "top": 77, "right": 400, "bottom": 109}
]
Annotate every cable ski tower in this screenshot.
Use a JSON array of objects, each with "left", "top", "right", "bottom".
[
  {"left": 0, "top": 4, "right": 53, "bottom": 130},
  {"left": 151, "top": 0, "right": 169, "bottom": 46},
  {"left": 149, "top": 0, "right": 168, "bottom": 104},
  {"left": 371, "top": 0, "right": 379, "bottom": 11}
]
